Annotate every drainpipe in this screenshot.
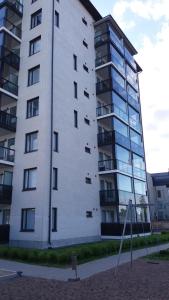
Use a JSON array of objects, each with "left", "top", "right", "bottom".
[{"left": 48, "top": 0, "right": 55, "bottom": 245}]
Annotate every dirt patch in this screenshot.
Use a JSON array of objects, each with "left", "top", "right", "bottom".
[{"left": 0, "top": 259, "right": 168, "bottom": 300}]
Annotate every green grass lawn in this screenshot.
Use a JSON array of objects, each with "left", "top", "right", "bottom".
[
  {"left": 1, "top": 233, "right": 169, "bottom": 267},
  {"left": 147, "top": 249, "right": 169, "bottom": 261}
]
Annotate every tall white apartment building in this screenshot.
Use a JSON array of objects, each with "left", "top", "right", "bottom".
[{"left": 0, "top": 0, "right": 150, "bottom": 248}]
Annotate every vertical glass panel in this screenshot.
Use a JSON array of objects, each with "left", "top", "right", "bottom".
[
  {"left": 117, "top": 174, "right": 132, "bottom": 192},
  {"left": 112, "top": 92, "right": 127, "bottom": 112},
  {"left": 116, "top": 145, "right": 131, "bottom": 163},
  {"left": 112, "top": 68, "right": 125, "bottom": 88},
  {"left": 129, "top": 106, "right": 141, "bottom": 131},
  {"left": 4, "top": 171, "right": 12, "bottom": 186},
  {"left": 114, "top": 118, "right": 128, "bottom": 137},
  {"left": 130, "top": 129, "right": 142, "bottom": 145},
  {"left": 134, "top": 179, "right": 146, "bottom": 195},
  {"left": 133, "top": 154, "right": 145, "bottom": 170}
]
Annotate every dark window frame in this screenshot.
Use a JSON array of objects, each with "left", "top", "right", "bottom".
[
  {"left": 25, "top": 131, "right": 38, "bottom": 153},
  {"left": 21, "top": 208, "right": 35, "bottom": 232},
  {"left": 23, "top": 167, "right": 37, "bottom": 191}
]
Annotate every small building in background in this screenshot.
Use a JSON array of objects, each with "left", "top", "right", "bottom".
[{"left": 147, "top": 172, "right": 169, "bottom": 231}]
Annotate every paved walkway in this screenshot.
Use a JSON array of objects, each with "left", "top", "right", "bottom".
[{"left": 0, "top": 242, "right": 169, "bottom": 281}]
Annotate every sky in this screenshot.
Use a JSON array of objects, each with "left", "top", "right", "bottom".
[{"left": 91, "top": 0, "right": 169, "bottom": 174}]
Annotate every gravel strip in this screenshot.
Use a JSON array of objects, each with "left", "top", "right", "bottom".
[{"left": 0, "top": 259, "right": 169, "bottom": 300}]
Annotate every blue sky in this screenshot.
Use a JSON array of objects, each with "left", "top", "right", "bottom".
[{"left": 91, "top": 0, "right": 169, "bottom": 173}]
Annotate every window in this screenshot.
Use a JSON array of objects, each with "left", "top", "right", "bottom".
[
  {"left": 25, "top": 131, "right": 38, "bottom": 153},
  {"left": 31, "top": 9, "right": 42, "bottom": 29},
  {"left": 74, "top": 81, "right": 78, "bottom": 98},
  {"left": 32, "top": 0, "right": 37, "bottom": 3},
  {"left": 86, "top": 211, "right": 93, "bottom": 218},
  {"left": 130, "top": 129, "right": 142, "bottom": 145},
  {"left": 73, "top": 54, "right": 77, "bottom": 71},
  {"left": 52, "top": 208, "right": 57, "bottom": 232},
  {"left": 84, "top": 118, "right": 90, "bottom": 125},
  {"left": 55, "top": 11, "right": 59, "bottom": 27},
  {"left": 83, "top": 64, "right": 89, "bottom": 72},
  {"left": 27, "top": 97, "right": 39, "bottom": 118},
  {"left": 83, "top": 39, "right": 88, "bottom": 48},
  {"left": 29, "top": 36, "right": 41, "bottom": 56},
  {"left": 82, "top": 17, "right": 87, "bottom": 26},
  {"left": 74, "top": 110, "right": 78, "bottom": 128},
  {"left": 84, "top": 91, "right": 89, "bottom": 98},
  {"left": 129, "top": 106, "right": 141, "bottom": 131},
  {"left": 112, "top": 68, "right": 125, "bottom": 88},
  {"left": 53, "top": 168, "right": 58, "bottom": 190},
  {"left": 28, "top": 65, "right": 40, "bottom": 86},
  {"left": 21, "top": 208, "right": 35, "bottom": 232},
  {"left": 23, "top": 168, "right": 37, "bottom": 191},
  {"left": 54, "top": 132, "right": 58, "bottom": 152},
  {"left": 157, "top": 190, "right": 161, "bottom": 198},
  {"left": 85, "top": 146, "right": 91, "bottom": 154},
  {"left": 86, "top": 177, "right": 92, "bottom": 184}
]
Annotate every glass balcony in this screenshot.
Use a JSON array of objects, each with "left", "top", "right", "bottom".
[
  {"left": 96, "top": 79, "right": 112, "bottom": 95},
  {"left": 0, "top": 17, "right": 22, "bottom": 38},
  {"left": 0, "top": 0, "right": 23, "bottom": 15},
  {"left": 112, "top": 79, "right": 127, "bottom": 101},
  {"left": 0, "top": 110, "right": 16, "bottom": 131},
  {"left": 98, "top": 158, "right": 132, "bottom": 175},
  {"left": 109, "top": 29, "right": 124, "bottom": 55},
  {"left": 95, "top": 32, "right": 109, "bottom": 47},
  {"left": 115, "top": 131, "right": 130, "bottom": 150},
  {"left": 100, "top": 189, "right": 118, "bottom": 206},
  {"left": 0, "top": 184, "right": 12, "bottom": 204},
  {"left": 95, "top": 54, "right": 111, "bottom": 68},
  {"left": 118, "top": 190, "right": 135, "bottom": 205},
  {"left": 98, "top": 131, "right": 113, "bottom": 147},
  {"left": 133, "top": 167, "right": 146, "bottom": 180},
  {"left": 0, "top": 146, "right": 15, "bottom": 163},
  {"left": 131, "top": 141, "right": 144, "bottom": 157},
  {"left": 128, "top": 94, "right": 140, "bottom": 112},
  {"left": 0, "top": 46, "right": 20, "bottom": 69},
  {"left": 135, "top": 193, "right": 148, "bottom": 205},
  {"left": 0, "top": 77, "right": 18, "bottom": 95},
  {"left": 124, "top": 48, "right": 136, "bottom": 71},
  {"left": 97, "top": 103, "right": 128, "bottom": 123}
]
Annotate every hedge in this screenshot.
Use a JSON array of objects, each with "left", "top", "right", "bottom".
[{"left": 0, "top": 233, "right": 169, "bottom": 266}]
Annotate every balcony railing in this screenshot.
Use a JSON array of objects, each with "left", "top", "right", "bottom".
[
  {"left": 96, "top": 79, "right": 112, "bottom": 95},
  {"left": 0, "top": 46, "right": 20, "bottom": 69},
  {"left": 0, "top": 0, "right": 23, "bottom": 14},
  {"left": 0, "top": 146, "right": 15, "bottom": 163},
  {"left": 97, "top": 103, "right": 128, "bottom": 123},
  {"left": 0, "top": 17, "right": 22, "bottom": 38},
  {"left": 0, "top": 110, "right": 16, "bottom": 131},
  {"left": 95, "top": 32, "right": 109, "bottom": 47},
  {"left": 95, "top": 54, "right": 111, "bottom": 68},
  {"left": 99, "top": 159, "right": 132, "bottom": 175},
  {"left": 0, "top": 77, "right": 18, "bottom": 95},
  {"left": 101, "top": 222, "right": 150, "bottom": 236},
  {"left": 100, "top": 189, "right": 118, "bottom": 206},
  {"left": 98, "top": 130, "right": 131, "bottom": 150},
  {"left": 0, "top": 184, "right": 12, "bottom": 205}
]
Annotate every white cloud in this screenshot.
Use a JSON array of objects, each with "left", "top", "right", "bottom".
[
  {"left": 137, "top": 22, "right": 169, "bottom": 173},
  {"left": 113, "top": 0, "right": 169, "bottom": 22}
]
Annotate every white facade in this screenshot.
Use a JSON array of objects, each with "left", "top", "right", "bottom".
[{"left": 0, "top": 0, "right": 151, "bottom": 248}]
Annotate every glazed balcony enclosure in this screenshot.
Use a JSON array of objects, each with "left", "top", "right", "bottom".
[
  {"left": 99, "top": 158, "right": 132, "bottom": 175},
  {"left": 0, "top": 2, "right": 22, "bottom": 39},
  {"left": 0, "top": 145, "right": 15, "bottom": 163},
  {"left": 0, "top": 184, "right": 12, "bottom": 204},
  {"left": 0, "top": 0, "right": 23, "bottom": 15},
  {"left": 0, "top": 110, "right": 16, "bottom": 132}
]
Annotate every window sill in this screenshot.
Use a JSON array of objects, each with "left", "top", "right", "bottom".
[
  {"left": 20, "top": 230, "right": 35, "bottom": 232},
  {"left": 24, "top": 150, "right": 38, "bottom": 154},
  {"left": 22, "top": 188, "right": 37, "bottom": 192}
]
